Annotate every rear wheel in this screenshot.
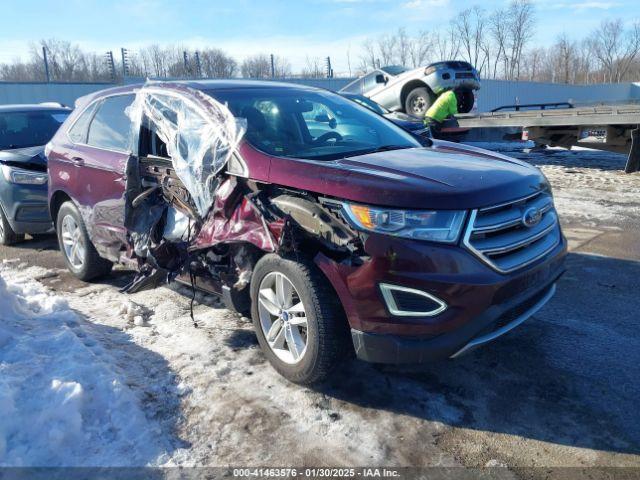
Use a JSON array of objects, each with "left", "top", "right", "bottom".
[
  {"left": 56, "top": 201, "right": 112, "bottom": 281},
  {"left": 404, "top": 87, "right": 435, "bottom": 118},
  {"left": 0, "top": 206, "right": 24, "bottom": 245},
  {"left": 250, "top": 254, "right": 350, "bottom": 385},
  {"left": 458, "top": 90, "right": 475, "bottom": 114}
]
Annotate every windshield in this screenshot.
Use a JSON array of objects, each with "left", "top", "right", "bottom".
[
  {"left": 0, "top": 110, "right": 69, "bottom": 150},
  {"left": 206, "top": 88, "right": 419, "bottom": 161},
  {"left": 380, "top": 65, "right": 408, "bottom": 75}
]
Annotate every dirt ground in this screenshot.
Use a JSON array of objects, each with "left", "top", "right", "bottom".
[{"left": 1, "top": 144, "right": 639, "bottom": 473}]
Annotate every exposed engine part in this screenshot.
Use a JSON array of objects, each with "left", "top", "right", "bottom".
[{"left": 271, "top": 195, "right": 356, "bottom": 249}]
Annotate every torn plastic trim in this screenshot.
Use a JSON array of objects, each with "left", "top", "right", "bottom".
[{"left": 126, "top": 82, "right": 247, "bottom": 217}]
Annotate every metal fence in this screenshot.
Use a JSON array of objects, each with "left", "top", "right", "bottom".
[
  {"left": 1, "top": 78, "right": 639, "bottom": 112},
  {"left": 0, "top": 81, "right": 113, "bottom": 107}
]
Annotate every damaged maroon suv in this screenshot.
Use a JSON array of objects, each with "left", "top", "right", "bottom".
[{"left": 47, "top": 81, "right": 566, "bottom": 384}]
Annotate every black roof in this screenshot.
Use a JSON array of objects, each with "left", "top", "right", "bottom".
[
  {"left": 0, "top": 103, "right": 71, "bottom": 113},
  {"left": 86, "top": 79, "right": 321, "bottom": 97},
  {"left": 184, "top": 79, "right": 317, "bottom": 91}
]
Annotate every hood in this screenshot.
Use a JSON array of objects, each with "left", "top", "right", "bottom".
[
  {"left": 0, "top": 146, "right": 47, "bottom": 168},
  {"left": 267, "top": 142, "right": 548, "bottom": 210}
]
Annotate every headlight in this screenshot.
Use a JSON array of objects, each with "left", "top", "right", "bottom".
[
  {"left": 342, "top": 202, "right": 466, "bottom": 243},
  {"left": 424, "top": 66, "right": 437, "bottom": 76},
  {"left": 1, "top": 165, "right": 48, "bottom": 185}
]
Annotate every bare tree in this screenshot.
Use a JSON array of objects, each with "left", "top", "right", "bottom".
[
  {"left": 488, "top": 8, "right": 508, "bottom": 79},
  {"left": 241, "top": 54, "right": 270, "bottom": 78},
  {"left": 408, "top": 30, "right": 433, "bottom": 68},
  {"left": 396, "top": 28, "right": 411, "bottom": 67},
  {"left": 377, "top": 33, "right": 398, "bottom": 66},
  {"left": 359, "top": 38, "right": 378, "bottom": 72},
  {"left": 454, "top": 7, "right": 489, "bottom": 74},
  {"left": 300, "top": 56, "right": 324, "bottom": 78},
  {"left": 199, "top": 48, "right": 237, "bottom": 78},
  {"left": 432, "top": 23, "right": 461, "bottom": 61},
  {"left": 590, "top": 19, "right": 640, "bottom": 82},
  {"left": 240, "top": 54, "right": 290, "bottom": 79},
  {"left": 505, "top": 0, "right": 536, "bottom": 80}
]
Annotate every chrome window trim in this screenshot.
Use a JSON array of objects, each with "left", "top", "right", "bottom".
[{"left": 379, "top": 283, "right": 447, "bottom": 317}]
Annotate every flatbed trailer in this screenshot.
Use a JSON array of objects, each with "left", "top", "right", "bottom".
[{"left": 456, "top": 104, "right": 640, "bottom": 173}]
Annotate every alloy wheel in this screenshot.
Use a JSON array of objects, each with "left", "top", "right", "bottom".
[
  {"left": 411, "top": 96, "right": 427, "bottom": 115},
  {"left": 61, "top": 214, "right": 85, "bottom": 269},
  {"left": 257, "top": 271, "right": 309, "bottom": 364}
]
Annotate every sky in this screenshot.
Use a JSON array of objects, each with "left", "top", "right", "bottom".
[{"left": 0, "top": 0, "right": 639, "bottom": 74}]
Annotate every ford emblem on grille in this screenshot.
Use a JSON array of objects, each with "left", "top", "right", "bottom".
[{"left": 522, "top": 207, "right": 542, "bottom": 228}]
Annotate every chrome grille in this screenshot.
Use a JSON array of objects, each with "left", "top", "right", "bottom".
[{"left": 463, "top": 190, "right": 561, "bottom": 273}]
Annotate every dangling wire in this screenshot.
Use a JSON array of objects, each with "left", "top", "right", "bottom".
[{"left": 187, "top": 217, "right": 198, "bottom": 328}]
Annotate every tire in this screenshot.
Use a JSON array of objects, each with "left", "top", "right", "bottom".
[
  {"left": 404, "top": 87, "right": 435, "bottom": 118},
  {"left": 250, "top": 254, "right": 350, "bottom": 385},
  {"left": 56, "top": 201, "right": 112, "bottom": 281},
  {"left": 0, "top": 206, "right": 24, "bottom": 245},
  {"left": 458, "top": 90, "right": 475, "bottom": 114}
]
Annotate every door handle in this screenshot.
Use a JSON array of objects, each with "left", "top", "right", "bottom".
[{"left": 71, "top": 157, "right": 85, "bottom": 166}]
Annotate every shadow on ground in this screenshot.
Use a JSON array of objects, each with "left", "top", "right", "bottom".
[
  {"left": 473, "top": 141, "right": 629, "bottom": 171},
  {"left": 315, "top": 252, "right": 640, "bottom": 456}
]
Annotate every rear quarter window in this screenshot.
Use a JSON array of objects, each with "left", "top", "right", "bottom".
[
  {"left": 86, "top": 94, "right": 135, "bottom": 151},
  {"left": 68, "top": 102, "right": 99, "bottom": 144}
]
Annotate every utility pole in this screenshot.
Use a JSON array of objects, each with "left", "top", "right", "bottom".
[
  {"left": 325, "top": 56, "right": 333, "bottom": 79},
  {"left": 105, "top": 51, "right": 116, "bottom": 83},
  {"left": 183, "top": 51, "right": 190, "bottom": 77},
  {"left": 195, "top": 51, "right": 202, "bottom": 78},
  {"left": 120, "top": 48, "right": 129, "bottom": 83},
  {"left": 270, "top": 54, "right": 275, "bottom": 78},
  {"left": 42, "top": 46, "right": 50, "bottom": 83}
]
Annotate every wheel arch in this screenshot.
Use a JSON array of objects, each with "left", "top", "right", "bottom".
[{"left": 49, "top": 190, "right": 73, "bottom": 224}]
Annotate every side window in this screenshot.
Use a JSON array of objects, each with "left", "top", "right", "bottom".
[
  {"left": 362, "top": 72, "right": 381, "bottom": 94},
  {"left": 67, "top": 102, "right": 99, "bottom": 144},
  {"left": 87, "top": 94, "right": 134, "bottom": 151}
]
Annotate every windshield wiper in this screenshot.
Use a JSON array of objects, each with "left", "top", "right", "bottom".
[{"left": 342, "top": 145, "right": 413, "bottom": 159}]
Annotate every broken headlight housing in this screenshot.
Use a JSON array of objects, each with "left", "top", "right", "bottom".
[
  {"left": 1, "top": 165, "right": 48, "bottom": 185},
  {"left": 342, "top": 202, "right": 466, "bottom": 243}
]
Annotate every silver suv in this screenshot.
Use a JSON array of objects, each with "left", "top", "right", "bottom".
[{"left": 341, "top": 62, "right": 480, "bottom": 118}]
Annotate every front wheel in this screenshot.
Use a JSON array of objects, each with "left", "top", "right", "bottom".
[
  {"left": 0, "top": 206, "right": 24, "bottom": 245},
  {"left": 404, "top": 87, "right": 435, "bottom": 118},
  {"left": 250, "top": 254, "right": 350, "bottom": 385},
  {"left": 56, "top": 201, "right": 112, "bottom": 281}
]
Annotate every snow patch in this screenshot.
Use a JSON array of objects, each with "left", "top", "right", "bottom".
[{"left": 0, "top": 268, "right": 170, "bottom": 466}]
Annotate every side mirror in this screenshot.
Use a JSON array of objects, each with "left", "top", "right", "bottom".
[{"left": 375, "top": 74, "right": 387, "bottom": 85}]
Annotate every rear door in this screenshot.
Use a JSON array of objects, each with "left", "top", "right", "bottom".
[{"left": 72, "top": 94, "right": 135, "bottom": 260}]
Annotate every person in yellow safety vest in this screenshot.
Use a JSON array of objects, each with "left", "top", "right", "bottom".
[{"left": 424, "top": 89, "right": 462, "bottom": 137}]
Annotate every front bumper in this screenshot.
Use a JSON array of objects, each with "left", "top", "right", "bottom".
[
  {"left": 315, "top": 230, "right": 567, "bottom": 364},
  {"left": 0, "top": 180, "right": 52, "bottom": 234},
  {"left": 351, "top": 280, "right": 558, "bottom": 364}
]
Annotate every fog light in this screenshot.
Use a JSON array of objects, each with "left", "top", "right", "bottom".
[{"left": 379, "top": 283, "right": 447, "bottom": 317}]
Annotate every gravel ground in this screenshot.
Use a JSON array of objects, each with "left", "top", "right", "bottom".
[{"left": 1, "top": 144, "right": 639, "bottom": 473}]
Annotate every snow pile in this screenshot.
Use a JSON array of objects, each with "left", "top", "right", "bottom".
[{"left": 0, "top": 269, "right": 170, "bottom": 466}]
